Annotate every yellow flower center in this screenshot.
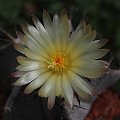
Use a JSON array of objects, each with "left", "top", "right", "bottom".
[{"left": 47, "top": 52, "right": 68, "bottom": 72}]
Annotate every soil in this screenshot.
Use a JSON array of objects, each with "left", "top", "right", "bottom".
[{"left": 85, "top": 89, "right": 120, "bottom": 120}]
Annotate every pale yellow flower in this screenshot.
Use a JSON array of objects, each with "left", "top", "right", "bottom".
[{"left": 13, "top": 10, "right": 109, "bottom": 109}]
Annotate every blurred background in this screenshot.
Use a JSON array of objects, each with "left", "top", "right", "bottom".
[
  {"left": 0, "top": 0, "right": 120, "bottom": 66},
  {"left": 0, "top": 0, "right": 120, "bottom": 120}
]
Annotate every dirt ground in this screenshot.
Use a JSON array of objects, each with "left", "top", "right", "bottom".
[{"left": 85, "top": 89, "right": 120, "bottom": 120}]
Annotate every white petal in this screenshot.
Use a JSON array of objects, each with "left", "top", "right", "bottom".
[
  {"left": 68, "top": 71, "right": 93, "bottom": 95},
  {"left": 27, "top": 24, "right": 41, "bottom": 41},
  {"left": 82, "top": 49, "right": 109, "bottom": 59},
  {"left": 61, "top": 73, "right": 73, "bottom": 107},
  {"left": 73, "top": 23, "right": 92, "bottom": 40},
  {"left": 16, "top": 64, "right": 39, "bottom": 71},
  {"left": 17, "top": 56, "right": 46, "bottom": 67},
  {"left": 47, "top": 74, "right": 56, "bottom": 110},
  {"left": 17, "top": 56, "right": 36, "bottom": 64},
  {"left": 21, "top": 24, "right": 29, "bottom": 35},
  {"left": 38, "top": 73, "right": 56, "bottom": 97},
  {"left": 53, "top": 14, "right": 61, "bottom": 51},
  {"left": 32, "top": 15, "right": 46, "bottom": 33},
  {"left": 60, "top": 10, "right": 72, "bottom": 51},
  {"left": 68, "top": 38, "right": 108, "bottom": 60},
  {"left": 32, "top": 16, "right": 56, "bottom": 52},
  {"left": 12, "top": 71, "right": 27, "bottom": 77},
  {"left": 32, "top": 14, "right": 53, "bottom": 46},
  {"left": 67, "top": 30, "right": 96, "bottom": 55},
  {"left": 85, "top": 24, "right": 92, "bottom": 34},
  {"left": 24, "top": 35, "right": 48, "bottom": 55},
  {"left": 70, "top": 21, "right": 86, "bottom": 41},
  {"left": 81, "top": 30, "right": 96, "bottom": 42},
  {"left": 27, "top": 24, "right": 51, "bottom": 50},
  {"left": 68, "top": 21, "right": 96, "bottom": 53},
  {"left": 16, "top": 31, "right": 24, "bottom": 45},
  {"left": 47, "top": 93, "right": 55, "bottom": 110},
  {"left": 43, "top": 10, "right": 53, "bottom": 39},
  {"left": 13, "top": 70, "right": 41, "bottom": 86},
  {"left": 60, "top": 9, "right": 72, "bottom": 37},
  {"left": 55, "top": 74, "right": 62, "bottom": 96},
  {"left": 71, "top": 60, "right": 106, "bottom": 78},
  {"left": 72, "top": 49, "right": 109, "bottom": 60},
  {"left": 24, "top": 71, "right": 52, "bottom": 94},
  {"left": 90, "top": 39, "right": 108, "bottom": 49},
  {"left": 24, "top": 48, "right": 46, "bottom": 61},
  {"left": 66, "top": 40, "right": 89, "bottom": 57},
  {"left": 13, "top": 44, "right": 25, "bottom": 54}
]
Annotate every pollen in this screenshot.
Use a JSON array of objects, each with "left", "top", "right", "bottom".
[{"left": 47, "top": 52, "right": 69, "bottom": 72}]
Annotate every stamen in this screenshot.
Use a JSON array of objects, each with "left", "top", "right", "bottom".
[{"left": 47, "top": 52, "right": 68, "bottom": 72}]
